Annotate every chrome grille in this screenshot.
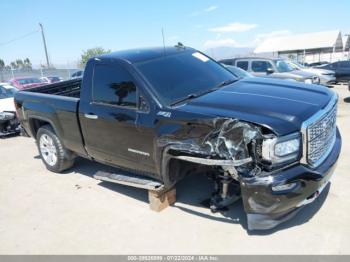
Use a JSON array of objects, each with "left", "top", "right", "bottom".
[{"left": 304, "top": 96, "right": 337, "bottom": 167}]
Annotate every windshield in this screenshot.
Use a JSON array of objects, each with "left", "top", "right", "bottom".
[
  {"left": 135, "top": 51, "right": 237, "bottom": 106},
  {"left": 287, "top": 60, "right": 306, "bottom": 70},
  {"left": 274, "top": 60, "right": 294, "bottom": 73},
  {"left": 224, "top": 65, "right": 252, "bottom": 78},
  {"left": 17, "top": 78, "right": 42, "bottom": 85},
  {"left": 0, "top": 85, "right": 18, "bottom": 99}
]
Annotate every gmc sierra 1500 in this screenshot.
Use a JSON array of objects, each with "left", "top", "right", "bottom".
[{"left": 14, "top": 46, "right": 341, "bottom": 230}]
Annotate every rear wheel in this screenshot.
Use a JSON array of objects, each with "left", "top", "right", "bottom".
[{"left": 36, "top": 125, "right": 75, "bottom": 173}]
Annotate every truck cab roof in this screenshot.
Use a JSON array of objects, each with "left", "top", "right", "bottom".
[{"left": 97, "top": 46, "right": 195, "bottom": 64}]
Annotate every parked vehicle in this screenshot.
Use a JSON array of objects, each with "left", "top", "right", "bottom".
[
  {"left": 70, "top": 70, "right": 83, "bottom": 79},
  {"left": 307, "top": 61, "right": 329, "bottom": 67},
  {"left": 286, "top": 60, "right": 336, "bottom": 86},
  {"left": 0, "top": 83, "right": 20, "bottom": 137},
  {"left": 220, "top": 57, "right": 320, "bottom": 84},
  {"left": 221, "top": 64, "right": 253, "bottom": 78},
  {"left": 9, "top": 77, "right": 46, "bottom": 90},
  {"left": 40, "top": 76, "right": 62, "bottom": 84},
  {"left": 15, "top": 47, "right": 341, "bottom": 230},
  {"left": 317, "top": 60, "right": 350, "bottom": 83}
]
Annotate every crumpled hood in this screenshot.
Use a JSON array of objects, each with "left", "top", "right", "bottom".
[
  {"left": 177, "top": 77, "right": 334, "bottom": 135},
  {"left": 0, "top": 98, "right": 15, "bottom": 112}
]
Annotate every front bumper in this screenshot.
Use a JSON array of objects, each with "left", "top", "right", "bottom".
[
  {"left": 319, "top": 75, "right": 336, "bottom": 86},
  {"left": 241, "top": 128, "right": 341, "bottom": 230}
]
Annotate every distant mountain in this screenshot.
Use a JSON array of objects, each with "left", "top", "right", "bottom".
[{"left": 202, "top": 47, "right": 255, "bottom": 60}]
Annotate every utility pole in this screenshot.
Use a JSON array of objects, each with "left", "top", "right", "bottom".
[{"left": 39, "top": 23, "right": 50, "bottom": 68}]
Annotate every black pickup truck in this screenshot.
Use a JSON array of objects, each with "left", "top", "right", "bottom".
[{"left": 15, "top": 46, "right": 341, "bottom": 230}]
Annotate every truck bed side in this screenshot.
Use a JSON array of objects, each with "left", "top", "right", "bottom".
[{"left": 15, "top": 81, "right": 87, "bottom": 157}]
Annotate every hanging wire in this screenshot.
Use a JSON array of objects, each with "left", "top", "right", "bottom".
[{"left": 0, "top": 30, "right": 39, "bottom": 46}]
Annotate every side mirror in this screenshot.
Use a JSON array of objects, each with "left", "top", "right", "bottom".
[{"left": 266, "top": 68, "right": 274, "bottom": 75}]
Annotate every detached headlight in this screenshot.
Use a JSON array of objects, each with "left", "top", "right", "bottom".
[
  {"left": 0, "top": 112, "right": 15, "bottom": 121},
  {"left": 0, "top": 112, "right": 7, "bottom": 120},
  {"left": 262, "top": 133, "right": 301, "bottom": 166}
]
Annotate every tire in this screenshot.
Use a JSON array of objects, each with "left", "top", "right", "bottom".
[{"left": 36, "top": 125, "right": 75, "bottom": 173}]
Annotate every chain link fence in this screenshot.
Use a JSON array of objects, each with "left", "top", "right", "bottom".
[{"left": 0, "top": 68, "right": 80, "bottom": 82}]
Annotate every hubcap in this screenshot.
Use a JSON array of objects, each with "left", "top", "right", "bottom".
[{"left": 39, "top": 134, "right": 57, "bottom": 166}]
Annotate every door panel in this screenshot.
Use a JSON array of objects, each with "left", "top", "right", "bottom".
[{"left": 79, "top": 62, "right": 157, "bottom": 173}]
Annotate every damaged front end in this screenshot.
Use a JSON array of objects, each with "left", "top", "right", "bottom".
[
  {"left": 0, "top": 111, "right": 21, "bottom": 137},
  {"left": 157, "top": 117, "right": 341, "bottom": 231}
]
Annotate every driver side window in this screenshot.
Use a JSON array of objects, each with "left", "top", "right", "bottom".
[
  {"left": 251, "top": 61, "right": 273, "bottom": 72},
  {"left": 93, "top": 64, "right": 137, "bottom": 109}
]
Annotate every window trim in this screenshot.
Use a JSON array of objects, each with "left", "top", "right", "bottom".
[
  {"left": 251, "top": 60, "right": 274, "bottom": 73},
  {"left": 236, "top": 60, "right": 249, "bottom": 71},
  {"left": 91, "top": 62, "right": 139, "bottom": 110}
]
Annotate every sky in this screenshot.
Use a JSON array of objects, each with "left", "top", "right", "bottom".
[{"left": 1, "top": 0, "right": 350, "bottom": 68}]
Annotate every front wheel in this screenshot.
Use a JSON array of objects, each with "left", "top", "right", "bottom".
[{"left": 36, "top": 125, "right": 75, "bottom": 173}]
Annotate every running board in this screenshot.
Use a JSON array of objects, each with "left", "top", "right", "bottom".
[{"left": 93, "top": 170, "right": 164, "bottom": 191}]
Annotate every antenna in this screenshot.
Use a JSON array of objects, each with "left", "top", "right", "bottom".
[{"left": 161, "top": 28, "right": 166, "bottom": 55}]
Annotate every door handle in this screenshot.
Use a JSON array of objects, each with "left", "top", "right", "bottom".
[{"left": 84, "top": 113, "right": 98, "bottom": 120}]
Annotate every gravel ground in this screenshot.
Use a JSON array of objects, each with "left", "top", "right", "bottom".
[{"left": 0, "top": 84, "right": 349, "bottom": 255}]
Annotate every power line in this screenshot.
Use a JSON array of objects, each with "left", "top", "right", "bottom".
[{"left": 0, "top": 30, "right": 39, "bottom": 46}]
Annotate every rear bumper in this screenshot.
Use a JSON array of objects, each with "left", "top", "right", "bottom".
[{"left": 241, "top": 128, "right": 342, "bottom": 230}]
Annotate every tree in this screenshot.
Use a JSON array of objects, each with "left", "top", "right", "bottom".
[
  {"left": 15, "top": 59, "right": 24, "bottom": 69},
  {"left": 0, "top": 59, "right": 4, "bottom": 71},
  {"left": 0, "top": 59, "right": 4, "bottom": 82},
  {"left": 80, "top": 47, "right": 111, "bottom": 68},
  {"left": 10, "top": 61, "right": 17, "bottom": 69},
  {"left": 24, "top": 58, "right": 32, "bottom": 70}
]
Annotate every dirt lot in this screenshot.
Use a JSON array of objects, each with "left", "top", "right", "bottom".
[{"left": 0, "top": 84, "right": 349, "bottom": 255}]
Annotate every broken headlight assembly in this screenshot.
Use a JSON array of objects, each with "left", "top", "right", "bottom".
[
  {"left": 262, "top": 132, "right": 301, "bottom": 166},
  {"left": 0, "top": 112, "right": 15, "bottom": 121}
]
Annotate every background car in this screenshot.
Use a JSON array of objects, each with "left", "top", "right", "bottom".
[
  {"left": 9, "top": 77, "right": 46, "bottom": 90},
  {"left": 220, "top": 57, "right": 320, "bottom": 84},
  {"left": 307, "top": 61, "right": 329, "bottom": 67},
  {"left": 0, "top": 83, "right": 20, "bottom": 136},
  {"left": 317, "top": 60, "right": 350, "bottom": 83},
  {"left": 70, "top": 70, "right": 84, "bottom": 79},
  {"left": 286, "top": 60, "right": 336, "bottom": 86},
  {"left": 0, "top": 83, "right": 18, "bottom": 112},
  {"left": 221, "top": 64, "right": 253, "bottom": 78},
  {"left": 40, "top": 76, "right": 62, "bottom": 84}
]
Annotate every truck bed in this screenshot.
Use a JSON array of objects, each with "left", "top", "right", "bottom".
[
  {"left": 15, "top": 80, "right": 86, "bottom": 156},
  {"left": 26, "top": 78, "right": 81, "bottom": 98}
]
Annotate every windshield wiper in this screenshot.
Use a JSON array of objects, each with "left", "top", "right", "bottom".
[
  {"left": 215, "top": 79, "right": 238, "bottom": 88},
  {"left": 170, "top": 79, "right": 238, "bottom": 107},
  {"left": 170, "top": 93, "right": 198, "bottom": 106}
]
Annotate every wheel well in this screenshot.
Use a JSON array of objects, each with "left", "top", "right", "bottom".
[
  {"left": 166, "top": 157, "right": 216, "bottom": 186},
  {"left": 29, "top": 118, "right": 52, "bottom": 138}
]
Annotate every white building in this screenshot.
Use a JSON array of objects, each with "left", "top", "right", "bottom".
[{"left": 254, "top": 30, "right": 349, "bottom": 64}]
